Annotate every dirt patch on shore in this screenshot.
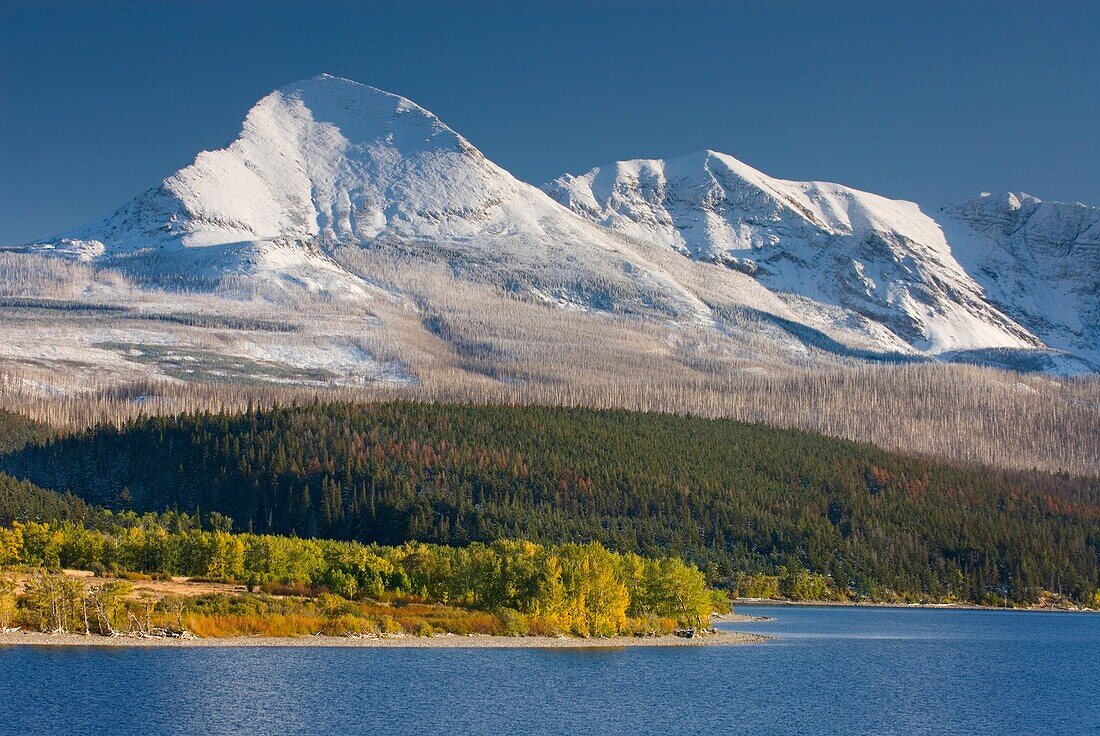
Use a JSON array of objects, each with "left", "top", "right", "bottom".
[{"left": 8, "top": 570, "right": 246, "bottom": 599}]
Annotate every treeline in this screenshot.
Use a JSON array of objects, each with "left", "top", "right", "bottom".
[
  {"left": 0, "top": 410, "right": 51, "bottom": 454},
  {"left": 3, "top": 402, "right": 1098, "bottom": 605},
  {"left": 0, "top": 515, "right": 717, "bottom": 636}
]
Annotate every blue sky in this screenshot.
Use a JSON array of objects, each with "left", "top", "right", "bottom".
[{"left": 1, "top": 0, "right": 1097, "bottom": 243}]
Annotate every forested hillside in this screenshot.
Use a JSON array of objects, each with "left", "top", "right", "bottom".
[
  {"left": 3, "top": 402, "right": 1097, "bottom": 604},
  {"left": 0, "top": 471, "right": 88, "bottom": 526}
]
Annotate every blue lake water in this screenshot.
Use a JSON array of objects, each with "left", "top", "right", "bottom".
[{"left": 1, "top": 604, "right": 1097, "bottom": 735}]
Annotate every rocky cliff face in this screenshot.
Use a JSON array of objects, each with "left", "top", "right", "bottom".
[{"left": 940, "top": 192, "right": 1099, "bottom": 366}]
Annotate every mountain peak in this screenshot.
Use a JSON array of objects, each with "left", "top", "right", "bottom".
[
  {"left": 259, "top": 75, "right": 463, "bottom": 148},
  {"left": 276, "top": 73, "right": 418, "bottom": 108},
  {"left": 947, "top": 191, "right": 1099, "bottom": 230},
  {"left": 545, "top": 150, "right": 1054, "bottom": 355},
  {"left": 39, "top": 76, "right": 512, "bottom": 256},
  {"left": 947, "top": 191, "right": 1099, "bottom": 259},
  {"left": 954, "top": 191, "right": 1041, "bottom": 212}
]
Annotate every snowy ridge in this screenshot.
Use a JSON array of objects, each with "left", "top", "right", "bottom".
[
  {"left": 53, "top": 74, "right": 640, "bottom": 254},
  {"left": 60, "top": 74, "right": 506, "bottom": 249},
  {"left": 545, "top": 151, "right": 1097, "bottom": 362}
]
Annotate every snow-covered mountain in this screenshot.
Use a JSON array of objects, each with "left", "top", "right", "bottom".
[
  {"left": 50, "top": 73, "right": 530, "bottom": 253},
  {"left": 23, "top": 74, "right": 711, "bottom": 318},
  {"left": 4, "top": 75, "right": 1096, "bottom": 387},
  {"left": 545, "top": 151, "right": 1098, "bottom": 368}
]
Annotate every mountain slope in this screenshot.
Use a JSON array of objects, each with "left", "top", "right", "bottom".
[
  {"left": 940, "top": 192, "right": 1100, "bottom": 367},
  {"left": 50, "top": 74, "right": 513, "bottom": 250},
  {"left": 545, "top": 152, "right": 1057, "bottom": 356}
]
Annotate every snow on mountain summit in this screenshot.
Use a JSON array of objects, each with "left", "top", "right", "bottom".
[
  {"left": 55, "top": 74, "right": 548, "bottom": 252},
  {"left": 24, "top": 75, "right": 713, "bottom": 318},
  {"left": 545, "top": 150, "right": 960, "bottom": 259}
]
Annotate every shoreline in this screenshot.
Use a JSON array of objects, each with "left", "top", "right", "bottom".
[
  {"left": 733, "top": 599, "right": 1098, "bottom": 613},
  {"left": 0, "top": 628, "right": 769, "bottom": 649}
]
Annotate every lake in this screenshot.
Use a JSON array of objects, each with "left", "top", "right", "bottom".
[{"left": 1, "top": 605, "right": 1097, "bottom": 735}]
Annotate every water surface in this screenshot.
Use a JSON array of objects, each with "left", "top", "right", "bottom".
[{"left": 1, "top": 605, "right": 1096, "bottom": 735}]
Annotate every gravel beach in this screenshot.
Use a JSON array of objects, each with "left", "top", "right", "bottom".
[{"left": 0, "top": 629, "right": 769, "bottom": 649}]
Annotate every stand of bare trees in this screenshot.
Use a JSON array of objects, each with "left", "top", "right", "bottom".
[
  {"left": 1, "top": 361, "right": 1097, "bottom": 476},
  {"left": 6, "top": 572, "right": 179, "bottom": 637},
  {"left": 1, "top": 251, "right": 1096, "bottom": 476}
]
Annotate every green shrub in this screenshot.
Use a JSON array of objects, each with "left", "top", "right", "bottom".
[
  {"left": 379, "top": 615, "right": 403, "bottom": 634},
  {"left": 496, "top": 608, "right": 529, "bottom": 637}
]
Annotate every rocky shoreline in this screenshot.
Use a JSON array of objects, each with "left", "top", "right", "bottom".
[
  {"left": 733, "top": 599, "right": 1098, "bottom": 613},
  {"left": 0, "top": 628, "right": 770, "bottom": 649}
]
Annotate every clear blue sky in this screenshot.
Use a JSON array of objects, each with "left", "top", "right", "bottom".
[{"left": 2, "top": 0, "right": 1097, "bottom": 243}]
